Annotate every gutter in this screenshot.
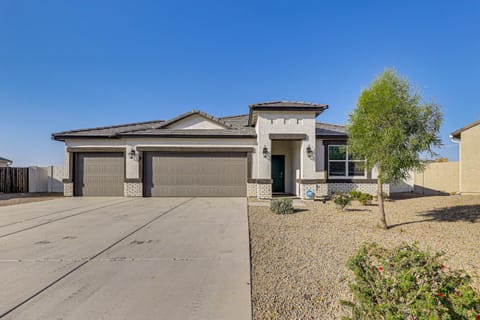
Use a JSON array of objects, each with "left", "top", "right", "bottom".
[{"left": 449, "top": 134, "right": 460, "bottom": 144}]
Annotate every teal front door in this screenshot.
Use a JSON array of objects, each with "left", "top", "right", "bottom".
[{"left": 271, "top": 155, "right": 285, "bottom": 193}]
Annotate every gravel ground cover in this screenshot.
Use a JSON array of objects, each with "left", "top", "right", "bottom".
[{"left": 248, "top": 194, "right": 480, "bottom": 319}]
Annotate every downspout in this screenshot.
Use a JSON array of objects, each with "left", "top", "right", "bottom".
[{"left": 449, "top": 134, "right": 461, "bottom": 194}]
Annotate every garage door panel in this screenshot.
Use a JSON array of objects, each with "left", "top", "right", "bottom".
[
  {"left": 75, "top": 153, "right": 124, "bottom": 196},
  {"left": 144, "top": 152, "right": 246, "bottom": 197}
]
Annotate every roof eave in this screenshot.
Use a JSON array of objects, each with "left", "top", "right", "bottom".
[
  {"left": 118, "top": 134, "right": 257, "bottom": 139},
  {"left": 248, "top": 104, "right": 329, "bottom": 126}
]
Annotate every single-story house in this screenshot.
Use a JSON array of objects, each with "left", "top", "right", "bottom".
[
  {"left": 52, "top": 101, "right": 386, "bottom": 199},
  {"left": 451, "top": 119, "right": 480, "bottom": 195},
  {"left": 0, "top": 156, "right": 12, "bottom": 167}
]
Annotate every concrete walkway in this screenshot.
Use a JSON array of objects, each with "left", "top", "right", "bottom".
[{"left": 0, "top": 197, "right": 251, "bottom": 320}]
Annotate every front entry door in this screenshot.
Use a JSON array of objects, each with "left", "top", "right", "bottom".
[{"left": 271, "top": 155, "right": 285, "bottom": 193}]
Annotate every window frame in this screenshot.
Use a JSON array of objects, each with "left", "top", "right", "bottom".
[{"left": 327, "top": 144, "right": 367, "bottom": 179}]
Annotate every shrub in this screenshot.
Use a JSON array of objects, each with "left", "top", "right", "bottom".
[
  {"left": 348, "top": 190, "right": 363, "bottom": 200},
  {"left": 332, "top": 192, "right": 351, "bottom": 211},
  {"left": 270, "top": 198, "right": 294, "bottom": 214},
  {"left": 342, "top": 243, "right": 480, "bottom": 320},
  {"left": 358, "top": 193, "right": 373, "bottom": 206},
  {"left": 348, "top": 191, "right": 373, "bottom": 206}
]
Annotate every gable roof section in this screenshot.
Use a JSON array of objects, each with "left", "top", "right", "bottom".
[
  {"left": 52, "top": 111, "right": 256, "bottom": 141},
  {"left": 451, "top": 119, "right": 480, "bottom": 139},
  {"left": 248, "top": 101, "right": 328, "bottom": 125},
  {"left": 154, "top": 110, "right": 233, "bottom": 130}
]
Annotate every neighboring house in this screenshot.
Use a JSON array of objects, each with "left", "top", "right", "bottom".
[
  {"left": 0, "top": 156, "right": 12, "bottom": 167},
  {"left": 451, "top": 120, "right": 480, "bottom": 195},
  {"left": 52, "top": 101, "right": 386, "bottom": 199}
]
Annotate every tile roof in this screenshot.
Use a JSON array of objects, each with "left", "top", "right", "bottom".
[
  {"left": 52, "top": 110, "right": 346, "bottom": 140},
  {"left": 249, "top": 101, "right": 328, "bottom": 109},
  {"left": 316, "top": 122, "right": 347, "bottom": 136}
]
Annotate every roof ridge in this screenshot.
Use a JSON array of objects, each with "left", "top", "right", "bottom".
[
  {"left": 316, "top": 122, "right": 346, "bottom": 127},
  {"left": 219, "top": 113, "right": 249, "bottom": 119},
  {"left": 120, "top": 110, "right": 233, "bottom": 134},
  {"left": 53, "top": 118, "right": 165, "bottom": 135},
  {"left": 249, "top": 100, "right": 328, "bottom": 107}
]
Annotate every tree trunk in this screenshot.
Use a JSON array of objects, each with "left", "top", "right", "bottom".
[{"left": 377, "top": 166, "right": 388, "bottom": 229}]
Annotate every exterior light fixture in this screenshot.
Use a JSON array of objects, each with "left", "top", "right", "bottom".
[
  {"left": 306, "top": 145, "right": 314, "bottom": 159},
  {"left": 262, "top": 145, "right": 269, "bottom": 158},
  {"left": 128, "top": 148, "right": 136, "bottom": 159}
]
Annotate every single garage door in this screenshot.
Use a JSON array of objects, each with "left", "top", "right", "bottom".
[
  {"left": 144, "top": 152, "right": 247, "bottom": 197},
  {"left": 74, "top": 153, "right": 125, "bottom": 196}
]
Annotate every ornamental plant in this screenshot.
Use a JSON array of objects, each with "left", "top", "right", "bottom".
[
  {"left": 358, "top": 193, "right": 373, "bottom": 206},
  {"left": 348, "top": 191, "right": 373, "bottom": 206},
  {"left": 332, "top": 192, "right": 352, "bottom": 211},
  {"left": 342, "top": 243, "right": 480, "bottom": 319},
  {"left": 270, "top": 198, "right": 294, "bottom": 214}
]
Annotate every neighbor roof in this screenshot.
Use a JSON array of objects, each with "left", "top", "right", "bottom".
[
  {"left": 248, "top": 101, "right": 328, "bottom": 125},
  {"left": 451, "top": 119, "right": 480, "bottom": 139},
  {"left": 0, "top": 156, "right": 12, "bottom": 164}
]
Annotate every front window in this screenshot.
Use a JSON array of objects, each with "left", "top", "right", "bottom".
[{"left": 328, "top": 145, "right": 366, "bottom": 178}]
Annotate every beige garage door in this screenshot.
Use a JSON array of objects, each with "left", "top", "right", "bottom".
[
  {"left": 144, "top": 152, "right": 247, "bottom": 197},
  {"left": 74, "top": 153, "right": 125, "bottom": 196}
]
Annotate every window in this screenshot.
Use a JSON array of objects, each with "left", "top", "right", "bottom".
[{"left": 328, "top": 145, "right": 366, "bottom": 178}]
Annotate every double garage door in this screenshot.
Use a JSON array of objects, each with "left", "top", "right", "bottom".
[
  {"left": 144, "top": 152, "right": 247, "bottom": 197},
  {"left": 74, "top": 152, "right": 247, "bottom": 197}
]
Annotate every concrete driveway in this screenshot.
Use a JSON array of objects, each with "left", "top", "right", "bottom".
[{"left": 0, "top": 197, "right": 251, "bottom": 320}]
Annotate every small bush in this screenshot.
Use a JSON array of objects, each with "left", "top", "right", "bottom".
[
  {"left": 358, "top": 193, "right": 373, "bottom": 206},
  {"left": 342, "top": 243, "right": 480, "bottom": 320},
  {"left": 348, "top": 191, "right": 373, "bottom": 206},
  {"left": 270, "top": 198, "right": 294, "bottom": 214},
  {"left": 332, "top": 192, "right": 351, "bottom": 211},
  {"left": 348, "top": 190, "right": 362, "bottom": 200}
]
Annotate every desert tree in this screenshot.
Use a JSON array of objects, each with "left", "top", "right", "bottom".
[{"left": 347, "top": 69, "right": 442, "bottom": 229}]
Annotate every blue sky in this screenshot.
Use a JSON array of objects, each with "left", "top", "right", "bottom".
[{"left": 0, "top": 0, "right": 478, "bottom": 166}]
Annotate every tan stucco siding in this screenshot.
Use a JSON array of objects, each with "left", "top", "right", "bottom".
[
  {"left": 413, "top": 162, "right": 459, "bottom": 195},
  {"left": 460, "top": 124, "right": 480, "bottom": 194}
]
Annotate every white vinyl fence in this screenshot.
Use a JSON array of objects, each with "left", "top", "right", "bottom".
[{"left": 28, "top": 166, "right": 64, "bottom": 193}]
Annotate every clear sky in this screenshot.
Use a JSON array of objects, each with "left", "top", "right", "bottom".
[{"left": 0, "top": 0, "right": 478, "bottom": 166}]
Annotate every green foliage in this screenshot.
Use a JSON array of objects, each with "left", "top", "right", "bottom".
[
  {"left": 270, "top": 198, "right": 294, "bottom": 214},
  {"left": 348, "top": 190, "right": 363, "bottom": 200},
  {"left": 332, "top": 192, "right": 352, "bottom": 211},
  {"left": 347, "top": 69, "right": 443, "bottom": 184},
  {"left": 348, "top": 191, "right": 373, "bottom": 206},
  {"left": 358, "top": 193, "right": 373, "bottom": 206},
  {"left": 342, "top": 243, "right": 480, "bottom": 320}
]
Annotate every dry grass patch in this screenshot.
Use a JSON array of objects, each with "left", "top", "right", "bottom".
[{"left": 248, "top": 194, "right": 480, "bottom": 319}]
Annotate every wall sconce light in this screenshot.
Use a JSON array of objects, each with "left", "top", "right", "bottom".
[
  {"left": 128, "top": 148, "right": 137, "bottom": 159},
  {"left": 262, "top": 145, "right": 269, "bottom": 158},
  {"left": 306, "top": 144, "right": 314, "bottom": 159}
]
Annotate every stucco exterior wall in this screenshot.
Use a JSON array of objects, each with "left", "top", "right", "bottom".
[
  {"left": 254, "top": 112, "right": 321, "bottom": 181},
  {"left": 413, "top": 162, "right": 459, "bottom": 195},
  {"left": 460, "top": 124, "right": 480, "bottom": 194}
]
